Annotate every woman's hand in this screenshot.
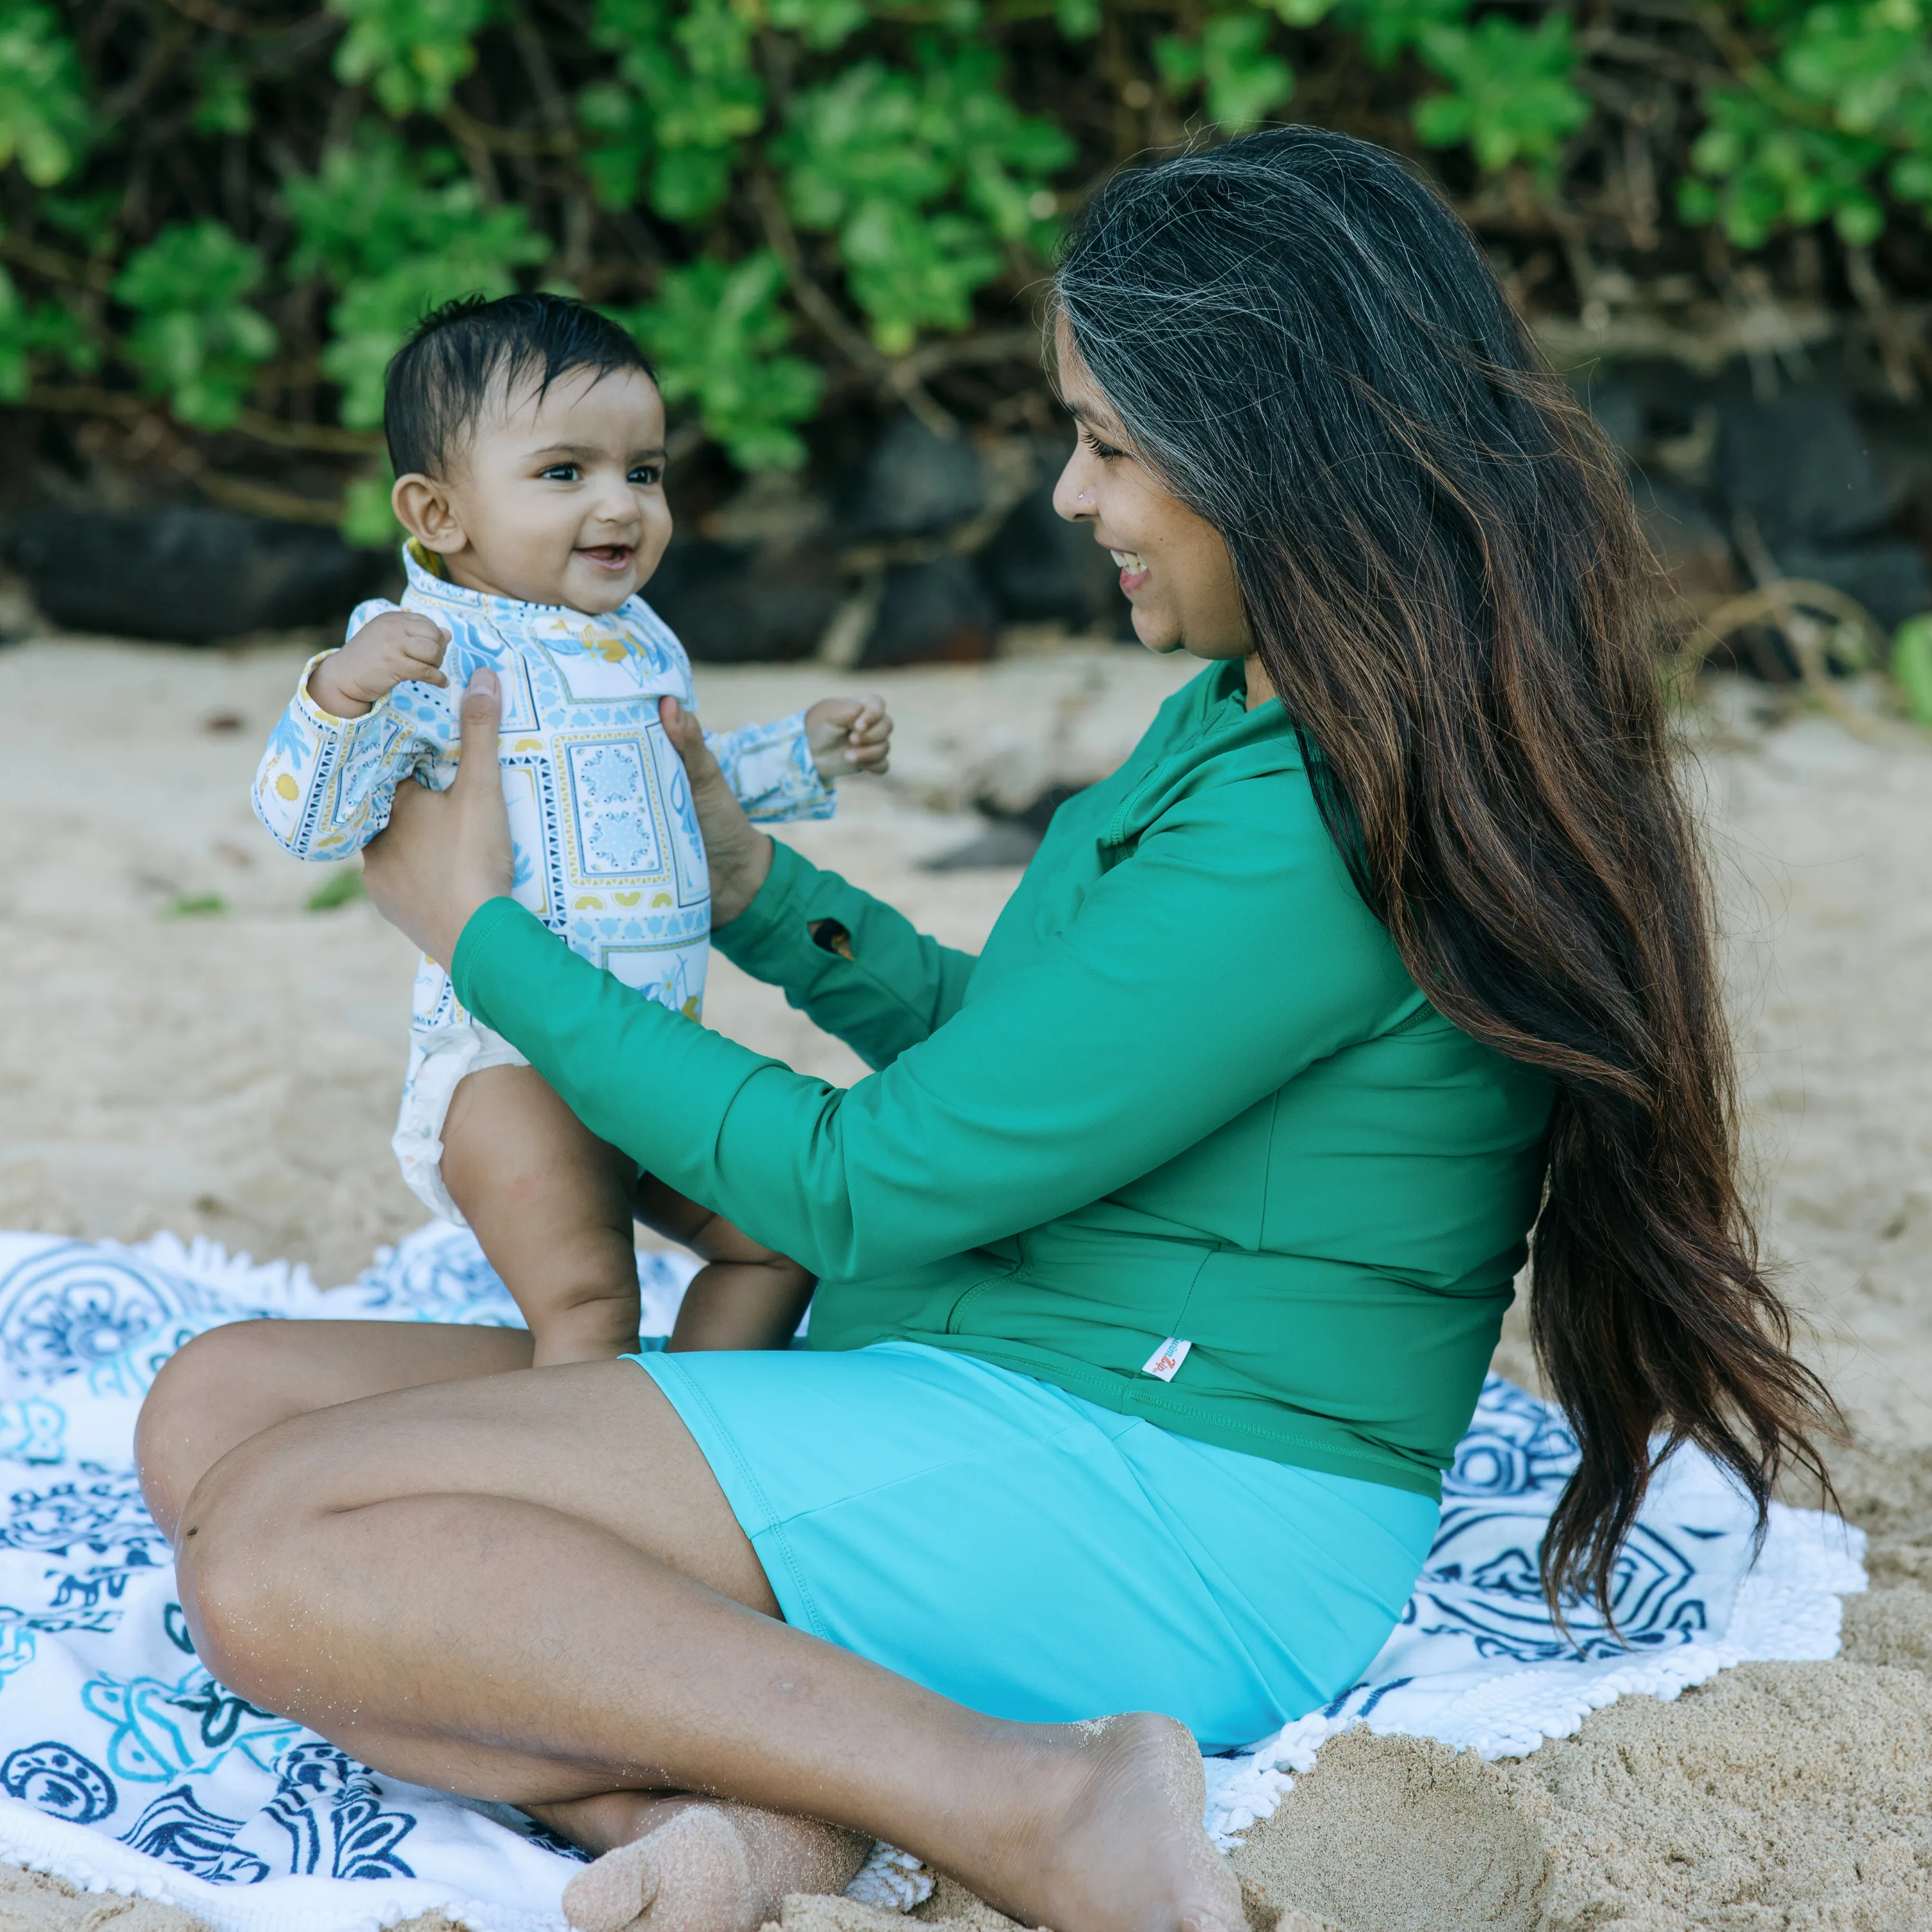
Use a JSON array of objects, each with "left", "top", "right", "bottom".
[
  {"left": 363, "top": 667, "right": 515, "bottom": 966},
  {"left": 659, "top": 696, "right": 773, "bottom": 927}
]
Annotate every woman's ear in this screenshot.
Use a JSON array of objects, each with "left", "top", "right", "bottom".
[{"left": 392, "top": 473, "right": 466, "bottom": 555}]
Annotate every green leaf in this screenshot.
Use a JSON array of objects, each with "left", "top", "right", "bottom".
[
  {"left": 287, "top": 128, "right": 550, "bottom": 424},
  {"left": 0, "top": 266, "right": 28, "bottom": 402},
  {"left": 776, "top": 41, "right": 1067, "bottom": 351},
  {"left": 1334, "top": 0, "right": 1467, "bottom": 67},
  {"left": 328, "top": 0, "right": 492, "bottom": 116},
  {"left": 163, "top": 893, "right": 229, "bottom": 920},
  {"left": 0, "top": 1, "right": 90, "bottom": 184},
  {"left": 1681, "top": 85, "right": 1889, "bottom": 245},
  {"left": 306, "top": 867, "right": 369, "bottom": 911},
  {"left": 582, "top": 0, "right": 764, "bottom": 220},
  {"left": 1414, "top": 14, "right": 1591, "bottom": 169},
  {"left": 195, "top": 52, "right": 254, "bottom": 135},
  {"left": 1893, "top": 614, "right": 1932, "bottom": 726},
  {"left": 621, "top": 251, "right": 824, "bottom": 469},
  {"left": 1202, "top": 14, "right": 1294, "bottom": 131},
  {"left": 114, "top": 223, "right": 277, "bottom": 430},
  {"left": 768, "top": 0, "right": 870, "bottom": 50},
  {"left": 342, "top": 466, "right": 402, "bottom": 549},
  {"left": 1052, "top": 0, "right": 1102, "bottom": 38}
]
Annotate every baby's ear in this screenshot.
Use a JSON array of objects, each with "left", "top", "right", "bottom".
[{"left": 392, "top": 473, "right": 466, "bottom": 553}]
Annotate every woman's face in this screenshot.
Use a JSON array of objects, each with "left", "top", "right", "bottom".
[{"left": 1051, "top": 320, "right": 1253, "bottom": 663}]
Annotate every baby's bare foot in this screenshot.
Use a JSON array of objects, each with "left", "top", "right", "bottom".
[
  {"left": 562, "top": 1801, "right": 869, "bottom": 1932},
  {"left": 977, "top": 1712, "right": 1244, "bottom": 1932}
]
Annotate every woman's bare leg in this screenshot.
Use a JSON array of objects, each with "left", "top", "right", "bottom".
[
  {"left": 136, "top": 1317, "right": 533, "bottom": 1542},
  {"left": 164, "top": 1354, "right": 1239, "bottom": 1932}
]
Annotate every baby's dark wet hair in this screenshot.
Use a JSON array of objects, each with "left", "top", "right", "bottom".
[{"left": 383, "top": 291, "right": 657, "bottom": 479}]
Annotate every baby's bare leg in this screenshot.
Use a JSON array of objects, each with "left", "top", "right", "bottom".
[
  {"left": 635, "top": 1177, "right": 815, "bottom": 1353},
  {"left": 442, "top": 1064, "right": 643, "bottom": 1367}
]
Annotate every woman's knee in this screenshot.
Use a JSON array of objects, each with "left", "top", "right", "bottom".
[
  {"left": 136, "top": 1320, "right": 305, "bottom": 1539},
  {"left": 171, "top": 1427, "right": 319, "bottom": 1706}
]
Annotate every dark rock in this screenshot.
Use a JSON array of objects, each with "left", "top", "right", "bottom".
[
  {"left": 647, "top": 536, "right": 841, "bottom": 663},
  {"left": 922, "top": 820, "right": 1046, "bottom": 871},
  {"left": 921, "top": 784, "right": 1082, "bottom": 871},
  {"left": 1577, "top": 374, "right": 1645, "bottom": 459},
  {"left": 1768, "top": 536, "right": 1932, "bottom": 633},
  {"left": 1714, "top": 388, "right": 1891, "bottom": 543},
  {"left": 860, "top": 556, "right": 998, "bottom": 667},
  {"left": 841, "top": 415, "right": 985, "bottom": 540},
  {"left": 980, "top": 477, "right": 1135, "bottom": 637},
  {"left": 2, "top": 507, "right": 389, "bottom": 643},
  {"left": 1633, "top": 477, "right": 1738, "bottom": 614}
]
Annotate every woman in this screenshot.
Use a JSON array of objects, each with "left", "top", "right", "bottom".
[{"left": 135, "top": 128, "right": 1833, "bottom": 1932}]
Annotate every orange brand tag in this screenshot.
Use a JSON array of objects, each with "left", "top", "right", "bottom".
[{"left": 1142, "top": 1338, "right": 1191, "bottom": 1382}]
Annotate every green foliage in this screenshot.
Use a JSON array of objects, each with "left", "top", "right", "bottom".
[
  {"left": 329, "top": 0, "right": 491, "bottom": 116},
  {"left": 1334, "top": 0, "right": 1466, "bottom": 67},
  {"left": 0, "top": 269, "right": 28, "bottom": 402},
  {"left": 114, "top": 223, "right": 277, "bottom": 430},
  {"left": 777, "top": 43, "right": 1069, "bottom": 352},
  {"left": 305, "top": 867, "right": 368, "bottom": 911},
  {"left": 162, "top": 893, "right": 228, "bottom": 919},
  {"left": 1682, "top": 90, "right": 1889, "bottom": 243},
  {"left": 583, "top": 0, "right": 764, "bottom": 219},
  {"left": 623, "top": 252, "right": 823, "bottom": 469},
  {"left": 1685, "top": 0, "right": 1932, "bottom": 242},
  {"left": 1, "top": 0, "right": 1930, "bottom": 544},
  {"left": 288, "top": 129, "right": 549, "bottom": 426},
  {"left": 1413, "top": 14, "right": 1591, "bottom": 169},
  {"left": 0, "top": 2, "right": 88, "bottom": 185},
  {"left": 341, "top": 467, "right": 402, "bottom": 550},
  {"left": 1894, "top": 615, "right": 1932, "bottom": 726},
  {"left": 1156, "top": 15, "right": 1296, "bottom": 133}
]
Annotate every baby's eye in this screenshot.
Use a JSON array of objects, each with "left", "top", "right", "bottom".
[
  {"left": 539, "top": 462, "right": 580, "bottom": 482},
  {"left": 629, "top": 463, "right": 663, "bottom": 487}
]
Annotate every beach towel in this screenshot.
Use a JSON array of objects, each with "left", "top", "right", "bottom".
[{"left": 0, "top": 1224, "right": 1864, "bottom": 1931}]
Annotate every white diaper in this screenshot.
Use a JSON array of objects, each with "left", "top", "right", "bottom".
[{"left": 391, "top": 1017, "right": 533, "bottom": 1227}]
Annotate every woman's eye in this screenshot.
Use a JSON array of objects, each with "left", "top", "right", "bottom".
[
  {"left": 629, "top": 464, "right": 663, "bottom": 486},
  {"left": 540, "top": 463, "right": 579, "bottom": 482},
  {"left": 1081, "top": 429, "right": 1122, "bottom": 462}
]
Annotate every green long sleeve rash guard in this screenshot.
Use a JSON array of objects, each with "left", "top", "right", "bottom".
[{"left": 452, "top": 658, "right": 1554, "bottom": 1500}]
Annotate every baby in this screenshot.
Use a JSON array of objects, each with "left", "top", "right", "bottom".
[{"left": 254, "top": 291, "right": 890, "bottom": 1365}]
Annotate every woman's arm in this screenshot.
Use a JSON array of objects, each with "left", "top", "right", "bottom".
[
  {"left": 661, "top": 698, "right": 978, "bottom": 1069},
  {"left": 453, "top": 772, "right": 1419, "bottom": 1285}
]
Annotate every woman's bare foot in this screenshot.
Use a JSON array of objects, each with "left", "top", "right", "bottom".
[
  {"left": 975, "top": 1712, "right": 1244, "bottom": 1932},
  {"left": 559, "top": 1799, "right": 869, "bottom": 1932}
]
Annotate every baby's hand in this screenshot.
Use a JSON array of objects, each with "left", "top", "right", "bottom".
[
  {"left": 805, "top": 694, "right": 892, "bottom": 781},
  {"left": 308, "top": 612, "right": 451, "bottom": 720}
]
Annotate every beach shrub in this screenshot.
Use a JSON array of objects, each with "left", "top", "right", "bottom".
[{"left": 0, "top": 0, "right": 1926, "bottom": 538}]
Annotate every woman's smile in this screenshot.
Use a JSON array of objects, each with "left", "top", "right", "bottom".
[{"left": 1108, "top": 547, "right": 1150, "bottom": 593}]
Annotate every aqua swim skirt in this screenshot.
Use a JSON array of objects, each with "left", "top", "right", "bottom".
[{"left": 627, "top": 1340, "right": 1436, "bottom": 1753}]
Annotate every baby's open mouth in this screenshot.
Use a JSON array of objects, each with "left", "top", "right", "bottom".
[{"left": 578, "top": 544, "right": 634, "bottom": 570}]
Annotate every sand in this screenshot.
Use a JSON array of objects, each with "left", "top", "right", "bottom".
[{"left": 1, "top": 632, "right": 1929, "bottom": 1930}]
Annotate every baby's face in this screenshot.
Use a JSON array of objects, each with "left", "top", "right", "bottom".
[{"left": 430, "top": 365, "right": 672, "bottom": 614}]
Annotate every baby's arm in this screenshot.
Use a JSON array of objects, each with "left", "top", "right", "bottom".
[
  {"left": 252, "top": 605, "right": 453, "bottom": 861},
  {"left": 308, "top": 609, "right": 450, "bottom": 718},
  {"left": 636, "top": 1177, "right": 814, "bottom": 1351},
  {"left": 804, "top": 694, "right": 892, "bottom": 780},
  {"left": 702, "top": 696, "right": 892, "bottom": 824}
]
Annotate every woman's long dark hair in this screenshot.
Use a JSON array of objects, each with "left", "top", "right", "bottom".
[{"left": 1056, "top": 127, "right": 1838, "bottom": 1618}]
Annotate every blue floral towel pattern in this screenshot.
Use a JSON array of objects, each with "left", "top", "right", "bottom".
[{"left": 0, "top": 1225, "right": 1866, "bottom": 1926}]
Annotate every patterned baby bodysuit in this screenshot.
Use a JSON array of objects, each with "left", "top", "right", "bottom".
[{"left": 253, "top": 543, "right": 833, "bottom": 1222}]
